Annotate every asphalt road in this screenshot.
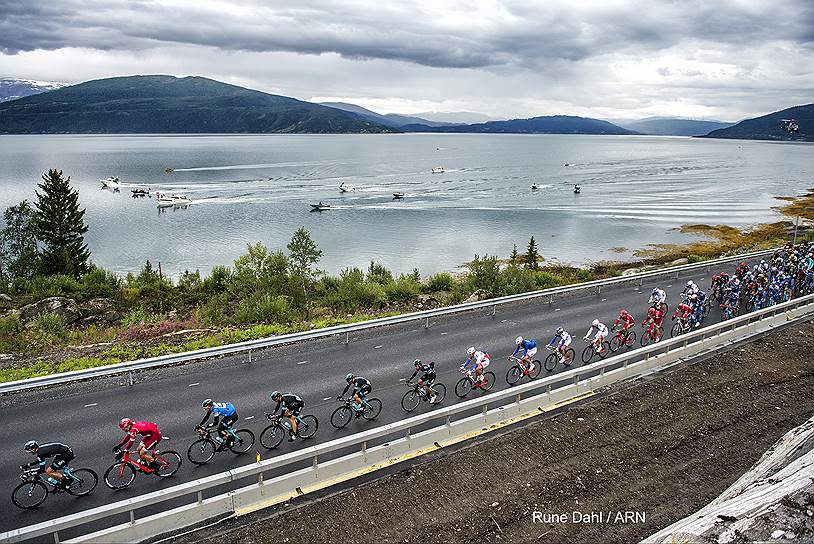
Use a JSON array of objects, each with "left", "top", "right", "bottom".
[{"left": 1, "top": 264, "right": 736, "bottom": 535}]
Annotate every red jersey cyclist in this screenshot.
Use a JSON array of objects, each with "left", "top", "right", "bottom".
[{"left": 114, "top": 418, "right": 162, "bottom": 468}]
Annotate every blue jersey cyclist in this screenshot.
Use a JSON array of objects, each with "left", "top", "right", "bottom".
[
  {"left": 198, "top": 399, "right": 238, "bottom": 446},
  {"left": 547, "top": 326, "right": 572, "bottom": 364},
  {"left": 512, "top": 336, "right": 537, "bottom": 372},
  {"left": 339, "top": 373, "right": 372, "bottom": 417},
  {"left": 408, "top": 359, "right": 438, "bottom": 402}
]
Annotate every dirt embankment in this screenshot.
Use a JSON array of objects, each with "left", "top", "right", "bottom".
[{"left": 189, "top": 322, "right": 814, "bottom": 544}]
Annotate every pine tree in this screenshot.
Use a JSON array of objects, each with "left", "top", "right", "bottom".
[
  {"left": 509, "top": 244, "right": 519, "bottom": 267},
  {"left": 34, "top": 169, "right": 90, "bottom": 277},
  {"left": 524, "top": 236, "right": 539, "bottom": 270}
]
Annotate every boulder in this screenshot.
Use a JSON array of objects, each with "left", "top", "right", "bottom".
[
  {"left": 0, "top": 293, "right": 11, "bottom": 302},
  {"left": 669, "top": 258, "right": 689, "bottom": 266},
  {"left": 416, "top": 294, "right": 438, "bottom": 305},
  {"left": 463, "top": 289, "right": 486, "bottom": 303},
  {"left": 15, "top": 297, "right": 82, "bottom": 325},
  {"left": 79, "top": 310, "right": 121, "bottom": 327},
  {"left": 80, "top": 297, "right": 115, "bottom": 313}
]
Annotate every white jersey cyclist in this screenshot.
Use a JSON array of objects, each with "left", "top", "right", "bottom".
[
  {"left": 649, "top": 288, "right": 667, "bottom": 305},
  {"left": 584, "top": 319, "right": 609, "bottom": 344},
  {"left": 462, "top": 348, "right": 491, "bottom": 372}
]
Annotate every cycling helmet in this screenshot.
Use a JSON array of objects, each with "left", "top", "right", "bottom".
[
  {"left": 202, "top": 398, "right": 213, "bottom": 408},
  {"left": 620, "top": 309, "right": 628, "bottom": 316},
  {"left": 270, "top": 390, "right": 281, "bottom": 401},
  {"left": 515, "top": 336, "right": 523, "bottom": 345},
  {"left": 345, "top": 372, "right": 354, "bottom": 382},
  {"left": 591, "top": 319, "right": 599, "bottom": 327},
  {"left": 466, "top": 346, "right": 476, "bottom": 356},
  {"left": 555, "top": 326, "right": 564, "bottom": 335},
  {"left": 652, "top": 288, "right": 659, "bottom": 295},
  {"left": 24, "top": 440, "right": 38, "bottom": 452},
  {"left": 413, "top": 358, "right": 422, "bottom": 366},
  {"left": 686, "top": 280, "right": 693, "bottom": 287},
  {"left": 118, "top": 418, "right": 133, "bottom": 430}
]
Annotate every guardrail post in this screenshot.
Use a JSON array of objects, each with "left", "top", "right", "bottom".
[
  {"left": 345, "top": 332, "right": 349, "bottom": 345},
  {"left": 197, "top": 491, "right": 203, "bottom": 504},
  {"left": 515, "top": 393, "right": 521, "bottom": 404},
  {"left": 129, "top": 510, "right": 135, "bottom": 525},
  {"left": 492, "top": 305, "right": 496, "bottom": 316},
  {"left": 597, "top": 286, "right": 601, "bottom": 296},
  {"left": 425, "top": 317, "right": 429, "bottom": 329},
  {"left": 573, "top": 373, "right": 579, "bottom": 386},
  {"left": 128, "top": 371, "right": 134, "bottom": 386},
  {"left": 247, "top": 349, "right": 252, "bottom": 364},
  {"left": 53, "top": 532, "right": 59, "bottom": 544}
]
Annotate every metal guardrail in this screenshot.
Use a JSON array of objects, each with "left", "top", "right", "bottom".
[
  {"left": 0, "top": 246, "right": 777, "bottom": 394},
  {"left": 4, "top": 290, "right": 812, "bottom": 543}
]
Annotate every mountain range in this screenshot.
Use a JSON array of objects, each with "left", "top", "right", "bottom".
[
  {"left": 400, "top": 115, "right": 636, "bottom": 135},
  {"left": 0, "top": 78, "right": 66, "bottom": 103},
  {"left": 615, "top": 117, "right": 734, "bottom": 136},
  {"left": 0, "top": 75, "right": 395, "bottom": 134},
  {"left": 702, "top": 103, "right": 813, "bottom": 141}
]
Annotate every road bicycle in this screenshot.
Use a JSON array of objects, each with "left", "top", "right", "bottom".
[
  {"left": 187, "top": 424, "right": 255, "bottom": 464},
  {"left": 640, "top": 321, "right": 664, "bottom": 346},
  {"left": 454, "top": 367, "right": 496, "bottom": 397},
  {"left": 609, "top": 326, "right": 636, "bottom": 352},
  {"left": 505, "top": 355, "right": 541, "bottom": 385},
  {"left": 581, "top": 337, "right": 611, "bottom": 364},
  {"left": 720, "top": 302, "right": 739, "bottom": 321},
  {"left": 544, "top": 344, "right": 575, "bottom": 371},
  {"left": 103, "top": 449, "right": 182, "bottom": 490},
  {"left": 260, "top": 413, "right": 319, "bottom": 449},
  {"left": 401, "top": 380, "right": 446, "bottom": 411},
  {"left": 670, "top": 316, "right": 693, "bottom": 338},
  {"left": 11, "top": 463, "right": 98, "bottom": 510},
  {"left": 330, "top": 396, "right": 382, "bottom": 428}
]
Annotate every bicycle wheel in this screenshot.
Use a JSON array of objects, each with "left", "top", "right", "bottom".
[
  {"left": 430, "top": 383, "right": 447, "bottom": 404},
  {"left": 480, "top": 371, "right": 496, "bottom": 392},
  {"left": 260, "top": 423, "right": 285, "bottom": 449},
  {"left": 670, "top": 322, "right": 683, "bottom": 338},
  {"left": 581, "top": 345, "right": 594, "bottom": 364},
  {"left": 703, "top": 299, "right": 711, "bottom": 316},
  {"left": 563, "top": 348, "right": 575, "bottom": 366},
  {"left": 154, "top": 451, "right": 182, "bottom": 478},
  {"left": 401, "top": 389, "right": 421, "bottom": 412},
  {"left": 455, "top": 377, "right": 472, "bottom": 397},
  {"left": 65, "top": 468, "right": 98, "bottom": 497},
  {"left": 297, "top": 415, "right": 319, "bottom": 439},
  {"left": 544, "top": 353, "right": 558, "bottom": 372},
  {"left": 641, "top": 330, "right": 652, "bottom": 347},
  {"left": 506, "top": 365, "right": 522, "bottom": 386},
  {"left": 187, "top": 439, "right": 216, "bottom": 465},
  {"left": 330, "top": 405, "right": 352, "bottom": 428},
  {"left": 104, "top": 462, "right": 136, "bottom": 490},
  {"left": 625, "top": 330, "right": 636, "bottom": 347},
  {"left": 528, "top": 360, "right": 542, "bottom": 379},
  {"left": 362, "top": 398, "right": 382, "bottom": 420},
  {"left": 609, "top": 335, "right": 622, "bottom": 352},
  {"left": 229, "top": 430, "right": 255, "bottom": 455},
  {"left": 12, "top": 480, "right": 48, "bottom": 509},
  {"left": 598, "top": 341, "right": 611, "bottom": 359}
]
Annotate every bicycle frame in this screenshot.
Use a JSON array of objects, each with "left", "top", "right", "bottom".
[{"left": 117, "top": 450, "right": 159, "bottom": 475}]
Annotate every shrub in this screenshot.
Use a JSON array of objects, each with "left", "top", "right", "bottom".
[
  {"left": 203, "top": 265, "right": 232, "bottom": 294},
  {"left": 323, "top": 268, "right": 386, "bottom": 311},
  {"left": 30, "top": 311, "right": 67, "bottom": 340},
  {"left": 25, "top": 274, "right": 81, "bottom": 299},
  {"left": 687, "top": 254, "right": 707, "bottom": 264},
  {"left": 194, "top": 293, "right": 231, "bottom": 326},
  {"left": 534, "top": 271, "right": 565, "bottom": 289},
  {"left": 385, "top": 275, "right": 421, "bottom": 303},
  {"left": 367, "top": 261, "right": 393, "bottom": 285},
  {"left": 425, "top": 272, "right": 454, "bottom": 292},
  {"left": 80, "top": 267, "right": 122, "bottom": 299},
  {"left": 464, "top": 255, "right": 506, "bottom": 298},
  {"left": 235, "top": 294, "right": 291, "bottom": 324},
  {"left": 0, "top": 315, "right": 25, "bottom": 352},
  {"left": 121, "top": 307, "right": 165, "bottom": 327}
]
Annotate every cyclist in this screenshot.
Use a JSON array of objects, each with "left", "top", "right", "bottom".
[
  {"left": 269, "top": 391, "right": 304, "bottom": 441},
  {"left": 547, "top": 326, "right": 572, "bottom": 364},
  {"left": 583, "top": 319, "right": 608, "bottom": 354},
  {"left": 198, "top": 399, "right": 238, "bottom": 447},
  {"left": 649, "top": 287, "right": 667, "bottom": 310},
  {"left": 691, "top": 290, "right": 707, "bottom": 327},
  {"left": 613, "top": 309, "right": 636, "bottom": 339},
  {"left": 408, "top": 359, "right": 437, "bottom": 402},
  {"left": 673, "top": 300, "right": 693, "bottom": 328},
  {"left": 461, "top": 347, "right": 491, "bottom": 385},
  {"left": 114, "top": 419, "right": 162, "bottom": 468},
  {"left": 642, "top": 307, "right": 663, "bottom": 341},
  {"left": 22, "top": 441, "right": 74, "bottom": 490},
  {"left": 683, "top": 280, "right": 700, "bottom": 297},
  {"left": 511, "top": 336, "right": 537, "bottom": 373},
  {"left": 339, "top": 373, "right": 372, "bottom": 417}
]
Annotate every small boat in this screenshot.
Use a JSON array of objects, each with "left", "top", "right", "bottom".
[
  {"left": 530, "top": 184, "right": 539, "bottom": 190},
  {"left": 164, "top": 168, "right": 174, "bottom": 173},
  {"left": 100, "top": 176, "right": 121, "bottom": 188},
  {"left": 339, "top": 182, "right": 349, "bottom": 193},
  {"left": 310, "top": 202, "right": 332, "bottom": 211},
  {"left": 574, "top": 184, "right": 581, "bottom": 194},
  {"left": 131, "top": 187, "right": 150, "bottom": 196},
  {"left": 392, "top": 192, "right": 405, "bottom": 199},
  {"left": 156, "top": 193, "right": 191, "bottom": 207},
  {"left": 431, "top": 167, "right": 446, "bottom": 174}
]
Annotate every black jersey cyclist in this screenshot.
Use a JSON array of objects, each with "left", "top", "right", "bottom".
[
  {"left": 269, "top": 391, "right": 304, "bottom": 441},
  {"left": 339, "top": 373, "right": 372, "bottom": 417},
  {"left": 408, "top": 359, "right": 437, "bottom": 402},
  {"left": 22, "top": 441, "right": 75, "bottom": 489}
]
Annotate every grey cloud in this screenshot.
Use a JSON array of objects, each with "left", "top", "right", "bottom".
[{"left": 1, "top": 0, "right": 812, "bottom": 69}]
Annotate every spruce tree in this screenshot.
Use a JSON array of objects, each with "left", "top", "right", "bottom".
[
  {"left": 34, "top": 169, "right": 90, "bottom": 277},
  {"left": 509, "top": 244, "right": 519, "bottom": 267},
  {"left": 524, "top": 236, "right": 540, "bottom": 270}
]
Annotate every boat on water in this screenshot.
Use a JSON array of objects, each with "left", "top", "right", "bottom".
[
  {"left": 339, "top": 182, "right": 351, "bottom": 193},
  {"left": 165, "top": 168, "right": 174, "bottom": 173},
  {"left": 100, "top": 176, "right": 121, "bottom": 188},
  {"left": 530, "top": 184, "right": 539, "bottom": 190},
  {"left": 392, "top": 192, "right": 405, "bottom": 199},
  {"left": 431, "top": 167, "right": 446, "bottom": 174},
  {"left": 574, "top": 184, "right": 581, "bottom": 194},
  {"left": 156, "top": 193, "right": 191, "bottom": 207},
  {"left": 131, "top": 187, "right": 150, "bottom": 196},
  {"left": 310, "top": 202, "right": 332, "bottom": 211}
]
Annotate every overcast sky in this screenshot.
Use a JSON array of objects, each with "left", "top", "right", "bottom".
[{"left": 0, "top": 0, "right": 812, "bottom": 121}]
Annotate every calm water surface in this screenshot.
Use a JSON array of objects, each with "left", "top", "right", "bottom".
[{"left": 0, "top": 134, "right": 811, "bottom": 278}]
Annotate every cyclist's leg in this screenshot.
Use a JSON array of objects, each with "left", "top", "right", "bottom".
[{"left": 47, "top": 452, "right": 73, "bottom": 483}]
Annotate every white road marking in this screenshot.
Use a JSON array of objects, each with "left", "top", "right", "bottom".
[
  {"left": 500, "top": 319, "right": 507, "bottom": 323},
  {"left": 374, "top": 345, "right": 383, "bottom": 349},
  {"left": 440, "top": 332, "right": 448, "bottom": 335},
  {"left": 601, "top": 298, "right": 607, "bottom": 302},
  {"left": 399, "top": 378, "right": 407, "bottom": 382},
  {"left": 323, "top": 397, "right": 333, "bottom": 401},
  {"left": 84, "top": 403, "right": 97, "bottom": 408},
  {"left": 188, "top": 383, "right": 199, "bottom": 387},
  {"left": 244, "top": 416, "right": 255, "bottom": 420},
  {"left": 554, "top": 308, "right": 561, "bottom": 311},
  {"left": 297, "top": 360, "right": 308, "bottom": 365}
]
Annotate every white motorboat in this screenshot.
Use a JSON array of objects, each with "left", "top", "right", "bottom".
[
  {"left": 156, "top": 193, "right": 191, "bottom": 207},
  {"left": 431, "top": 167, "right": 446, "bottom": 174},
  {"left": 310, "top": 202, "right": 332, "bottom": 211},
  {"left": 339, "top": 182, "right": 350, "bottom": 193},
  {"left": 100, "top": 176, "right": 121, "bottom": 188}
]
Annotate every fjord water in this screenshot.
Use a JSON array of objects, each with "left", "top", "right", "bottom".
[{"left": 0, "top": 134, "right": 810, "bottom": 277}]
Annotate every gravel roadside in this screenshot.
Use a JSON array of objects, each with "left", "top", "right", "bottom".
[{"left": 183, "top": 321, "right": 814, "bottom": 544}]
